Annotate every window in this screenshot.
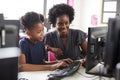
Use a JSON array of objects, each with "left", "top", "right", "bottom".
[
  {"left": 102, "top": 0, "right": 117, "bottom": 23},
  {"left": 0, "top": 0, "right": 67, "bottom": 20},
  {"left": 0, "top": 0, "right": 44, "bottom": 20}
]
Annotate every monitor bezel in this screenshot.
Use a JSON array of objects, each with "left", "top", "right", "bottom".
[{"left": 86, "top": 26, "right": 109, "bottom": 77}]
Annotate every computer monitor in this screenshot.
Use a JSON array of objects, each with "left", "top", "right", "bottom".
[
  {"left": 0, "top": 14, "right": 4, "bottom": 48},
  {"left": 86, "top": 26, "right": 108, "bottom": 76},
  {"left": 0, "top": 20, "right": 20, "bottom": 48},
  {"left": 104, "top": 17, "right": 120, "bottom": 77},
  {"left": 0, "top": 47, "right": 20, "bottom": 80}
]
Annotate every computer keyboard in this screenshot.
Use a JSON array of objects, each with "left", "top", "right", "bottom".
[{"left": 48, "top": 60, "right": 81, "bottom": 78}]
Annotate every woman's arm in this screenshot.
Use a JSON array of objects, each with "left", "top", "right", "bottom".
[
  {"left": 81, "top": 40, "right": 87, "bottom": 56},
  {"left": 80, "top": 40, "right": 87, "bottom": 67}
]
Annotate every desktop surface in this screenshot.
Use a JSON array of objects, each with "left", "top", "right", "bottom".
[{"left": 18, "top": 66, "right": 115, "bottom": 80}]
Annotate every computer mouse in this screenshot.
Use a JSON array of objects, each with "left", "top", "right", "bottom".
[{"left": 47, "top": 76, "right": 61, "bottom": 80}]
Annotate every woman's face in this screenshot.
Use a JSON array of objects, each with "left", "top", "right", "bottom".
[{"left": 55, "top": 14, "right": 70, "bottom": 37}]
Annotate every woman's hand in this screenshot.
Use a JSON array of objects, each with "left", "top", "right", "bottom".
[
  {"left": 50, "top": 58, "right": 73, "bottom": 70},
  {"left": 46, "top": 45, "right": 63, "bottom": 56},
  {"left": 59, "top": 58, "right": 73, "bottom": 64},
  {"left": 80, "top": 58, "right": 86, "bottom": 67},
  {"left": 49, "top": 47, "right": 63, "bottom": 56},
  {"left": 50, "top": 61, "right": 69, "bottom": 70}
]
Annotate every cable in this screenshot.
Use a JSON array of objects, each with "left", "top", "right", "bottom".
[
  {"left": 77, "top": 71, "right": 96, "bottom": 78},
  {"left": 77, "top": 63, "right": 106, "bottom": 80},
  {"left": 92, "top": 76, "right": 105, "bottom": 80},
  {"left": 77, "top": 70, "right": 106, "bottom": 80},
  {"left": 77, "top": 71, "right": 113, "bottom": 80}
]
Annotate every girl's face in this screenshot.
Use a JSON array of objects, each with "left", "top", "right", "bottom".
[
  {"left": 55, "top": 14, "right": 70, "bottom": 37},
  {"left": 28, "top": 23, "right": 44, "bottom": 43}
]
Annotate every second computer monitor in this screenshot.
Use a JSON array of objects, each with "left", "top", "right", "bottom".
[{"left": 86, "top": 26, "right": 108, "bottom": 76}]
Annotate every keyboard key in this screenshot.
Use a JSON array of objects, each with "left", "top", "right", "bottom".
[{"left": 48, "top": 60, "right": 81, "bottom": 78}]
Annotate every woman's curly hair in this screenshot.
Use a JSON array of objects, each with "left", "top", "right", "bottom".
[{"left": 48, "top": 3, "right": 74, "bottom": 27}]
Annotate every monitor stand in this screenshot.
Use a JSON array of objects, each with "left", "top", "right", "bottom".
[
  {"left": 89, "top": 62, "right": 106, "bottom": 80},
  {"left": 116, "top": 63, "right": 120, "bottom": 80}
]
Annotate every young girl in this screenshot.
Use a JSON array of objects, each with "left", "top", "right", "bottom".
[{"left": 19, "top": 12, "right": 72, "bottom": 71}]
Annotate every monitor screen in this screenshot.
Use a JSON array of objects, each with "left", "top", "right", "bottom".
[
  {"left": 104, "top": 17, "right": 120, "bottom": 77},
  {"left": 86, "top": 26, "right": 108, "bottom": 76},
  {"left": 0, "top": 14, "right": 4, "bottom": 48},
  {"left": 0, "top": 47, "right": 20, "bottom": 80},
  {"left": 0, "top": 20, "right": 20, "bottom": 48}
]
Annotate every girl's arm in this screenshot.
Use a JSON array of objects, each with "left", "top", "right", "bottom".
[{"left": 19, "top": 54, "right": 68, "bottom": 72}]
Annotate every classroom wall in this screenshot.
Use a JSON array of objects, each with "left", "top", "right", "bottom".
[
  {"left": 70, "top": 0, "right": 106, "bottom": 33},
  {"left": 0, "top": 0, "right": 106, "bottom": 33}
]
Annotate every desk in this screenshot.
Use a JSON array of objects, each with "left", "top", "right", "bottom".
[{"left": 18, "top": 66, "right": 115, "bottom": 80}]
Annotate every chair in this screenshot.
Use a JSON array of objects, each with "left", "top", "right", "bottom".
[{"left": 0, "top": 20, "right": 20, "bottom": 47}]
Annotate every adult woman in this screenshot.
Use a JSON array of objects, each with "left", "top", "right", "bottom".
[{"left": 44, "top": 4, "right": 87, "bottom": 61}]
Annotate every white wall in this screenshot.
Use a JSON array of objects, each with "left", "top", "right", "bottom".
[
  {"left": 70, "top": 0, "right": 82, "bottom": 30},
  {"left": 0, "top": 0, "right": 106, "bottom": 33},
  {"left": 0, "top": 0, "right": 44, "bottom": 20},
  {"left": 70, "top": 0, "right": 106, "bottom": 33}
]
